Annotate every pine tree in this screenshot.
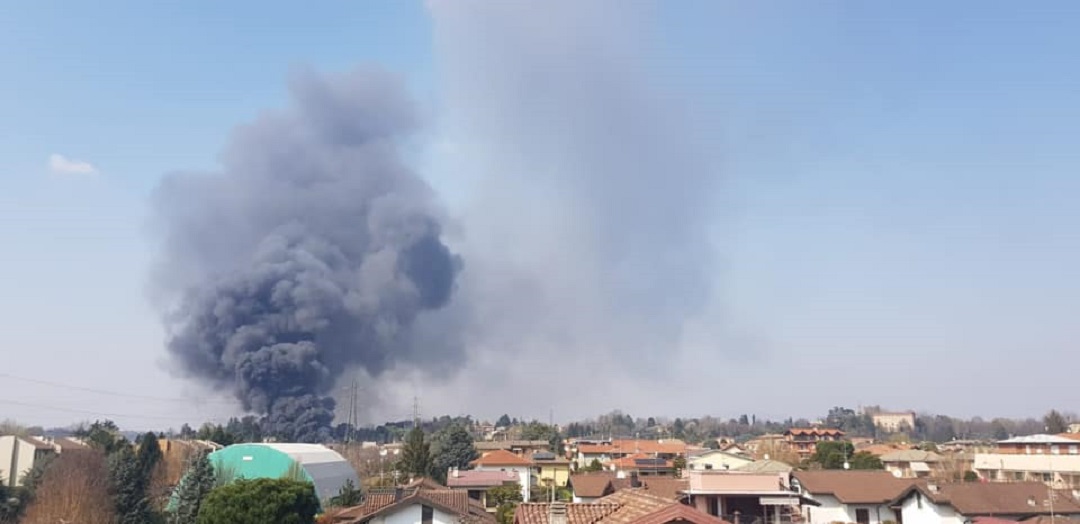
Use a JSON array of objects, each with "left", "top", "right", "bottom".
[
  {"left": 171, "top": 451, "right": 216, "bottom": 524},
  {"left": 327, "top": 479, "right": 362, "bottom": 508},
  {"left": 398, "top": 427, "right": 433, "bottom": 480},
  {"left": 109, "top": 446, "right": 156, "bottom": 524}
]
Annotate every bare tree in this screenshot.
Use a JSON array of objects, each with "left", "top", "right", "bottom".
[{"left": 21, "top": 450, "right": 115, "bottom": 524}]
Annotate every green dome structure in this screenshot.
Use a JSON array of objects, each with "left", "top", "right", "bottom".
[{"left": 206, "top": 443, "right": 360, "bottom": 505}]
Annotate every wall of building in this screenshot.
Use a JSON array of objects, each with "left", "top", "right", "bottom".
[
  {"left": 369, "top": 504, "right": 458, "bottom": 524},
  {"left": 474, "top": 465, "right": 531, "bottom": 502},
  {"left": 688, "top": 452, "right": 754, "bottom": 472},
  {"left": 535, "top": 464, "right": 570, "bottom": 487},
  {"left": 974, "top": 453, "right": 1080, "bottom": 488},
  {"left": 895, "top": 493, "right": 963, "bottom": 524},
  {"left": 802, "top": 495, "right": 897, "bottom": 524},
  {"left": 0, "top": 436, "right": 39, "bottom": 487}
]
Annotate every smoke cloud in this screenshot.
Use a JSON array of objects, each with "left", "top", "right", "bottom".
[
  {"left": 151, "top": 68, "right": 461, "bottom": 441},
  {"left": 415, "top": 0, "right": 727, "bottom": 418}
]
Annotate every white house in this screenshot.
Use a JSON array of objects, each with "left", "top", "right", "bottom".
[
  {"left": 891, "top": 481, "right": 1080, "bottom": 524},
  {"left": 686, "top": 450, "right": 755, "bottom": 473},
  {"left": 791, "top": 470, "right": 911, "bottom": 524},
  {"left": 0, "top": 435, "right": 56, "bottom": 487},
  {"left": 470, "top": 449, "right": 534, "bottom": 502},
  {"left": 330, "top": 479, "right": 495, "bottom": 524}
]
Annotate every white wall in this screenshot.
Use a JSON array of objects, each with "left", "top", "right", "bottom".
[
  {"left": 895, "top": 492, "right": 962, "bottom": 524},
  {"left": 802, "top": 494, "right": 898, "bottom": 524},
  {"left": 473, "top": 465, "right": 531, "bottom": 502},
  {"left": 369, "top": 504, "right": 458, "bottom": 524},
  {"left": 0, "top": 436, "right": 38, "bottom": 487},
  {"left": 687, "top": 452, "right": 754, "bottom": 472}
]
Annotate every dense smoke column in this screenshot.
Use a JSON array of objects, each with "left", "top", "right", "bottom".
[{"left": 152, "top": 69, "right": 461, "bottom": 442}]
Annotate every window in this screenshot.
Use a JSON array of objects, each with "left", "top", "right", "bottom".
[
  {"left": 422, "top": 505, "right": 434, "bottom": 524},
  {"left": 1026, "top": 445, "right": 1032, "bottom": 454},
  {"left": 704, "top": 464, "right": 713, "bottom": 470},
  {"left": 1070, "top": 445, "right": 1078, "bottom": 455},
  {"left": 855, "top": 508, "right": 870, "bottom": 524},
  {"left": 1043, "top": 472, "right": 1053, "bottom": 482},
  {"left": 1052, "top": 445, "right": 1061, "bottom": 455},
  {"left": 1014, "top": 472, "right": 1025, "bottom": 481}
]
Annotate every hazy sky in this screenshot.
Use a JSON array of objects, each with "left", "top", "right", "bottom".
[{"left": 3, "top": 1, "right": 1079, "bottom": 430}]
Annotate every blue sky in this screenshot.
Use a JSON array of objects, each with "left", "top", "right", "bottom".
[{"left": 3, "top": 1, "right": 1079, "bottom": 429}]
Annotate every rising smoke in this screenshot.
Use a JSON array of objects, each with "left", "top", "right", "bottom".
[{"left": 151, "top": 68, "right": 461, "bottom": 442}]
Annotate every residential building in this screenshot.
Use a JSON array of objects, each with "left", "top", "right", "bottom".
[
  {"left": 515, "top": 489, "right": 731, "bottom": 524},
  {"left": 744, "top": 434, "right": 787, "bottom": 460},
  {"left": 476, "top": 440, "right": 551, "bottom": 457},
  {"left": 783, "top": 428, "right": 845, "bottom": 459},
  {"left": 610, "top": 454, "right": 675, "bottom": 477},
  {"left": 683, "top": 469, "right": 808, "bottom": 523},
  {"left": 574, "top": 440, "right": 687, "bottom": 469},
  {"left": 791, "top": 470, "right": 911, "bottom": 524},
  {"left": 880, "top": 449, "right": 943, "bottom": 479},
  {"left": 447, "top": 469, "right": 520, "bottom": 510},
  {"left": 686, "top": 450, "right": 754, "bottom": 473},
  {"left": 890, "top": 481, "right": 1080, "bottom": 524},
  {"left": 530, "top": 451, "right": 572, "bottom": 488},
  {"left": 471, "top": 449, "right": 535, "bottom": 501},
  {"left": 569, "top": 473, "right": 619, "bottom": 503},
  {"left": 733, "top": 460, "right": 793, "bottom": 475},
  {"left": 871, "top": 412, "right": 916, "bottom": 433},
  {"left": 0, "top": 435, "right": 56, "bottom": 487},
  {"left": 973, "top": 434, "right": 1080, "bottom": 489},
  {"left": 1070, "top": 423, "right": 1080, "bottom": 434},
  {"left": 329, "top": 478, "right": 495, "bottom": 524}
]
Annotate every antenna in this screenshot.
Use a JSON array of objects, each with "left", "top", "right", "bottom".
[{"left": 412, "top": 396, "right": 421, "bottom": 428}]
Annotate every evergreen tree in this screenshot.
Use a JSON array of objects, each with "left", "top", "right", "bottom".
[
  {"left": 431, "top": 423, "right": 479, "bottom": 482},
  {"left": 496, "top": 414, "right": 512, "bottom": 428},
  {"left": 109, "top": 446, "right": 157, "bottom": 524},
  {"left": 137, "top": 432, "right": 164, "bottom": 483},
  {"left": 1045, "top": 410, "right": 1068, "bottom": 434},
  {"left": 171, "top": 451, "right": 216, "bottom": 524},
  {"left": 398, "top": 427, "right": 433, "bottom": 480},
  {"left": 196, "top": 478, "right": 317, "bottom": 524}
]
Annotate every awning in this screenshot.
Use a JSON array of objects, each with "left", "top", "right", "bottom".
[
  {"left": 911, "top": 461, "right": 930, "bottom": 472},
  {"left": 760, "top": 496, "right": 800, "bottom": 506}
]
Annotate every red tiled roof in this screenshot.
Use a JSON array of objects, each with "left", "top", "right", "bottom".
[
  {"left": 514, "top": 503, "right": 621, "bottom": 524},
  {"left": 332, "top": 483, "right": 495, "bottom": 524},
  {"left": 610, "top": 454, "right": 673, "bottom": 470},
  {"left": 792, "top": 471, "right": 911, "bottom": 504},
  {"left": 596, "top": 490, "right": 683, "bottom": 524},
  {"left": 472, "top": 449, "right": 534, "bottom": 467},
  {"left": 633, "top": 503, "right": 733, "bottom": 524}
]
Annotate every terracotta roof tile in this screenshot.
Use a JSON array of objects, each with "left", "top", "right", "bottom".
[
  {"left": 792, "top": 470, "right": 911, "bottom": 504},
  {"left": 514, "top": 503, "right": 621, "bottom": 524},
  {"left": 472, "top": 449, "right": 534, "bottom": 467},
  {"left": 595, "top": 489, "right": 680, "bottom": 524},
  {"left": 631, "top": 504, "right": 733, "bottom": 524}
]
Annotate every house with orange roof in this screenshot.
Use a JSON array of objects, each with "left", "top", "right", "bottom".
[
  {"left": 471, "top": 449, "right": 536, "bottom": 502},
  {"left": 574, "top": 440, "right": 687, "bottom": 469},
  {"left": 609, "top": 454, "right": 676, "bottom": 477}
]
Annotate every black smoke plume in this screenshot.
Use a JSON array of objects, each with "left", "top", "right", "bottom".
[{"left": 151, "top": 68, "right": 461, "bottom": 442}]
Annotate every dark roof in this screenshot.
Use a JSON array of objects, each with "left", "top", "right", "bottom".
[
  {"left": 792, "top": 470, "right": 912, "bottom": 504},
  {"left": 513, "top": 503, "right": 621, "bottom": 524},
  {"left": 570, "top": 473, "right": 617, "bottom": 498},
  {"left": 892, "top": 482, "right": 1080, "bottom": 517}
]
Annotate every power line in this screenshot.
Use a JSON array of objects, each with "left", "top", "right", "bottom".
[
  {"left": 5, "top": 399, "right": 233, "bottom": 423},
  {"left": 0, "top": 372, "right": 236, "bottom": 404}
]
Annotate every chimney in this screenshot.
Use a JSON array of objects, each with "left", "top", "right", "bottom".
[
  {"left": 630, "top": 471, "right": 641, "bottom": 488},
  {"left": 394, "top": 487, "right": 404, "bottom": 502},
  {"left": 549, "top": 502, "right": 568, "bottom": 524}
]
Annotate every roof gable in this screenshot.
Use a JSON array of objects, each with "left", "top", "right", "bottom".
[
  {"left": 792, "top": 470, "right": 912, "bottom": 504},
  {"left": 892, "top": 482, "right": 1080, "bottom": 517}
]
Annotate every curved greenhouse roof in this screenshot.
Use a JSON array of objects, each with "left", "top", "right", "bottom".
[{"left": 209, "top": 443, "right": 360, "bottom": 504}]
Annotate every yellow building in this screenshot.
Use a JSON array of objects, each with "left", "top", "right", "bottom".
[{"left": 531, "top": 451, "right": 571, "bottom": 487}]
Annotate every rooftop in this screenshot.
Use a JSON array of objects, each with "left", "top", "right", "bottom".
[
  {"left": 447, "top": 469, "right": 520, "bottom": 488},
  {"left": 893, "top": 481, "right": 1080, "bottom": 516},
  {"left": 472, "top": 449, "right": 534, "bottom": 467},
  {"left": 792, "top": 470, "right": 911, "bottom": 504}
]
